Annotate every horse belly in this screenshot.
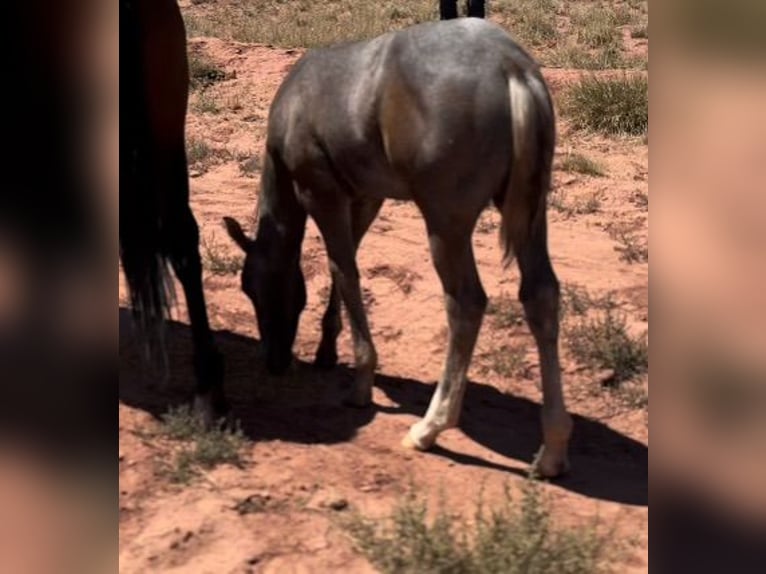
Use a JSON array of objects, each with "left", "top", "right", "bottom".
[{"left": 349, "top": 162, "right": 411, "bottom": 201}]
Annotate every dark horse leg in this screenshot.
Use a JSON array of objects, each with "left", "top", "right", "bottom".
[
  {"left": 302, "top": 177, "right": 379, "bottom": 406},
  {"left": 163, "top": 177, "right": 227, "bottom": 422},
  {"left": 403, "top": 208, "right": 488, "bottom": 450},
  {"left": 467, "top": 0, "right": 486, "bottom": 18},
  {"left": 152, "top": 49, "right": 226, "bottom": 421},
  {"left": 439, "top": 0, "right": 459, "bottom": 19},
  {"left": 314, "top": 198, "right": 383, "bottom": 369},
  {"left": 440, "top": 0, "right": 485, "bottom": 19},
  {"left": 515, "top": 215, "right": 572, "bottom": 477},
  {"left": 139, "top": 0, "right": 226, "bottom": 423}
]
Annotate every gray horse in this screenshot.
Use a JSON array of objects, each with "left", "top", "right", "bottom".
[{"left": 225, "top": 18, "right": 572, "bottom": 477}]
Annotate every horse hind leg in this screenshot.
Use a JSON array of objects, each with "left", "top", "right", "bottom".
[
  {"left": 516, "top": 217, "right": 572, "bottom": 478},
  {"left": 315, "top": 198, "right": 383, "bottom": 369},
  {"left": 467, "top": 0, "right": 485, "bottom": 18},
  {"left": 163, "top": 154, "right": 226, "bottom": 427},
  {"left": 403, "top": 227, "right": 487, "bottom": 450}
]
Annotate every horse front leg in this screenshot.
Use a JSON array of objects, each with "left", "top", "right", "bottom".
[
  {"left": 307, "top": 195, "right": 378, "bottom": 406},
  {"left": 314, "top": 198, "right": 383, "bottom": 370}
]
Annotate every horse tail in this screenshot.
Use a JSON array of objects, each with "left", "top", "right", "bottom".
[
  {"left": 119, "top": 0, "right": 176, "bottom": 360},
  {"left": 499, "top": 69, "right": 556, "bottom": 265}
]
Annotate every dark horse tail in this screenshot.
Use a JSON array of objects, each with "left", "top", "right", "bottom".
[{"left": 120, "top": 0, "right": 175, "bottom": 358}]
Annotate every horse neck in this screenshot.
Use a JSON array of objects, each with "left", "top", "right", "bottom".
[{"left": 255, "top": 152, "right": 306, "bottom": 265}]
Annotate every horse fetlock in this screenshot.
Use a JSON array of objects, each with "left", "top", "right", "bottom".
[
  {"left": 344, "top": 384, "right": 372, "bottom": 408},
  {"left": 534, "top": 409, "right": 572, "bottom": 478},
  {"left": 354, "top": 343, "right": 378, "bottom": 371},
  {"left": 542, "top": 408, "right": 573, "bottom": 445}
]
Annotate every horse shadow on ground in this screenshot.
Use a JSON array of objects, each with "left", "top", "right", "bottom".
[{"left": 119, "top": 307, "right": 647, "bottom": 506}]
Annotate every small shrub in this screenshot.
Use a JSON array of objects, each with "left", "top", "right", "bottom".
[
  {"left": 192, "top": 425, "right": 246, "bottom": 469},
  {"left": 487, "top": 343, "right": 529, "bottom": 380},
  {"left": 547, "top": 45, "right": 593, "bottom": 69},
  {"left": 626, "top": 0, "right": 647, "bottom": 10},
  {"left": 201, "top": 234, "right": 243, "bottom": 275},
  {"left": 547, "top": 43, "right": 638, "bottom": 70},
  {"left": 162, "top": 404, "right": 206, "bottom": 441},
  {"left": 347, "top": 490, "right": 468, "bottom": 573},
  {"left": 486, "top": 293, "right": 525, "bottom": 329},
  {"left": 186, "top": 137, "right": 233, "bottom": 174},
  {"left": 563, "top": 75, "right": 648, "bottom": 136},
  {"left": 158, "top": 405, "right": 247, "bottom": 484},
  {"left": 573, "top": 9, "right": 621, "bottom": 49},
  {"left": 186, "top": 136, "right": 213, "bottom": 166},
  {"left": 161, "top": 450, "right": 198, "bottom": 484},
  {"left": 614, "top": 378, "right": 649, "bottom": 409},
  {"left": 510, "top": 0, "right": 559, "bottom": 47},
  {"left": 613, "top": 5, "right": 637, "bottom": 26},
  {"left": 565, "top": 308, "right": 648, "bottom": 383},
  {"left": 234, "top": 493, "right": 281, "bottom": 515},
  {"left": 188, "top": 55, "right": 227, "bottom": 90},
  {"left": 594, "top": 44, "right": 631, "bottom": 68},
  {"left": 547, "top": 189, "right": 568, "bottom": 213},
  {"left": 185, "top": 1, "right": 435, "bottom": 48},
  {"left": 561, "top": 284, "right": 593, "bottom": 317},
  {"left": 631, "top": 25, "right": 648, "bottom": 39},
  {"left": 344, "top": 476, "right": 608, "bottom": 573},
  {"left": 612, "top": 230, "right": 648, "bottom": 263},
  {"left": 547, "top": 191, "right": 601, "bottom": 218},
  {"left": 630, "top": 189, "right": 649, "bottom": 209},
  {"left": 193, "top": 89, "right": 221, "bottom": 114},
  {"left": 560, "top": 153, "right": 605, "bottom": 177},
  {"left": 561, "top": 285, "right": 617, "bottom": 317},
  {"left": 518, "top": 12, "right": 558, "bottom": 47},
  {"left": 577, "top": 194, "right": 602, "bottom": 214},
  {"left": 239, "top": 153, "right": 260, "bottom": 177}
]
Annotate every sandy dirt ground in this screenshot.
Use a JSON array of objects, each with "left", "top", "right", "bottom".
[{"left": 119, "top": 24, "right": 648, "bottom": 574}]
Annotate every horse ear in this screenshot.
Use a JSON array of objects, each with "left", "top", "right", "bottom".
[{"left": 223, "top": 216, "right": 253, "bottom": 252}]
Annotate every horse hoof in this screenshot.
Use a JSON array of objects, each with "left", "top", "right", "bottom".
[
  {"left": 342, "top": 390, "right": 372, "bottom": 408},
  {"left": 401, "top": 433, "right": 422, "bottom": 451},
  {"left": 531, "top": 448, "right": 570, "bottom": 479},
  {"left": 401, "top": 429, "right": 433, "bottom": 451}
]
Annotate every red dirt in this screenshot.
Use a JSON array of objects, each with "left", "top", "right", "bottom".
[{"left": 119, "top": 31, "right": 648, "bottom": 574}]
